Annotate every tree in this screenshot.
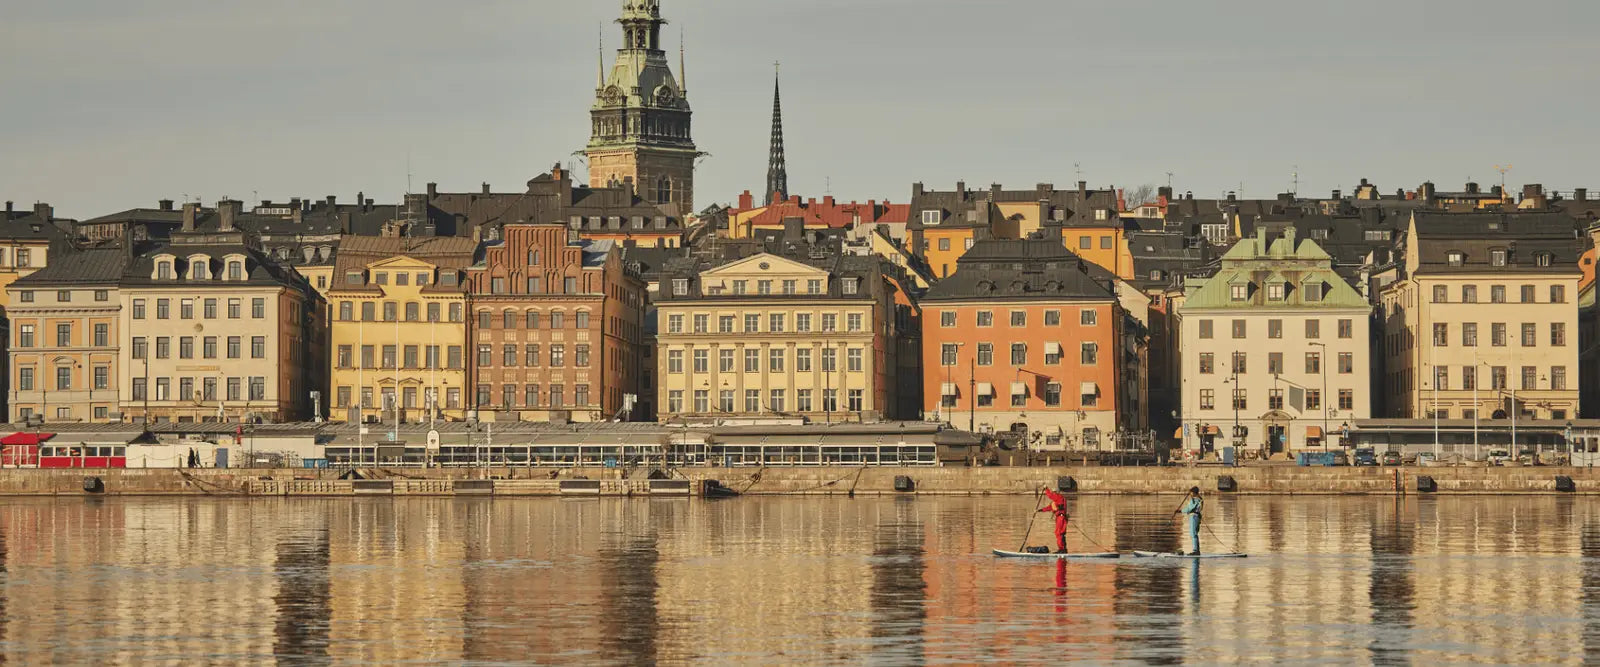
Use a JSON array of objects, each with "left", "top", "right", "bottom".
[{"left": 1121, "top": 184, "right": 1157, "bottom": 210}]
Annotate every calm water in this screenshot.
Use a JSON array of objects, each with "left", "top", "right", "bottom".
[{"left": 1, "top": 495, "right": 1598, "bottom": 665}]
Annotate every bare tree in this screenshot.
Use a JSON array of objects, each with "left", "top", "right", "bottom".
[{"left": 1121, "top": 184, "right": 1157, "bottom": 210}]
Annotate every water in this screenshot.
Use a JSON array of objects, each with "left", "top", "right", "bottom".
[{"left": 1, "top": 495, "right": 1598, "bottom": 665}]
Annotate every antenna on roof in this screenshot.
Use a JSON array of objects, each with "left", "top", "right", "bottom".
[
  {"left": 1495, "top": 164, "right": 1513, "bottom": 195},
  {"left": 1074, "top": 163, "right": 1083, "bottom": 182},
  {"left": 1165, "top": 172, "right": 1173, "bottom": 189},
  {"left": 1291, "top": 166, "right": 1299, "bottom": 196}
]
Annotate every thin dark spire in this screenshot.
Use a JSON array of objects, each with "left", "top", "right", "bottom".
[{"left": 765, "top": 62, "right": 788, "bottom": 206}]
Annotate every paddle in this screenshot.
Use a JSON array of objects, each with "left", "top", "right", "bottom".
[{"left": 1017, "top": 487, "right": 1045, "bottom": 551}]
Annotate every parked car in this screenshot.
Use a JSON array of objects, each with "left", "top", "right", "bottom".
[
  {"left": 1381, "top": 451, "right": 1403, "bottom": 466},
  {"left": 1354, "top": 448, "right": 1378, "bottom": 466},
  {"left": 1517, "top": 448, "right": 1539, "bottom": 465},
  {"left": 1486, "top": 448, "right": 1511, "bottom": 465},
  {"left": 1415, "top": 452, "right": 1438, "bottom": 467},
  {"left": 1331, "top": 451, "right": 1350, "bottom": 466}
]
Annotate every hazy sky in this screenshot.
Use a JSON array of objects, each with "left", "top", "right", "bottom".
[{"left": 4, "top": 0, "right": 1598, "bottom": 219}]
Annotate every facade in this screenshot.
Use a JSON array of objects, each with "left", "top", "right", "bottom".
[
  {"left": 586, "top": 0, "right": 697, "bottom": 212},
  {"left": 326, "top": 235, "right": 476, "bottom": 424},
  {"left": 654, "top": 248, "right": 910, "bottom": 423},
  {"left": 906, "top": 181, "right": 1131, "bottom": 280},
  {"left": 921, "top": 240, "right": 1126, "bottom": 448},
  {"left": 463, "top": 224, "right": 646, "bottom": 423},
  {"left": 5, "top": 248, "right": 129, "bottom": 423},
  {"left": 118, "top": 202, "right": 315, "bottom": 423},
  {"left": 1180, "top": 228, "right": 1372, "bottom": 456},
  {"left": 1379, "top": 211, "right": 1583, "bottom": 422},
  {"left": 424, "top": 165, "right": 687, "bottom": 248},
  {"left": 0, "top": 201, "right": 70, "bottom": 419}
]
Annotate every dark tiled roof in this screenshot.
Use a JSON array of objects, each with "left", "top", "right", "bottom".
[
  {"left": 12, "top": 247, "right": 130, "bottom": 285},
  {"left": 921, "top": 239, "right": 1115, "bottom": 302},
  {"left": 1128, "top": 231, "right": 1210, "bottom": 289},
  {"left": 1410, "top": 211, "right": 1585, "bottom": 274},
  {"left": 121, "top": 242, "right": 301, "bottom": 289}
]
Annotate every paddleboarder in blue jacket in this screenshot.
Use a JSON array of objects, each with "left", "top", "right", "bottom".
[{"left": 1173, "top": 487, "right": 1203, "bottom": 555}]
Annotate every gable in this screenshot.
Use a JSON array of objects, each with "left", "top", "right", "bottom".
[{"left": 700, "top": 253, "right": 829, "bottom": 281}]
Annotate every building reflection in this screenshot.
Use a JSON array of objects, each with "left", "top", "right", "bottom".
[
  {"left": 273, "top": 522, "right": 331, "bottom": 663},
  {"left": 867, "top": 498, "right": 926, "bottom": 664},
  {"left": 1367, "top": 496, "right": 1415, "bottom": 666}
]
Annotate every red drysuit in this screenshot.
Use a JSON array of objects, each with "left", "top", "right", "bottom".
[{"left": 1039, "top": 488, "right": 1070, "bottom": 552}]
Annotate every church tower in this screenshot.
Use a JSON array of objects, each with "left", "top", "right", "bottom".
[{"left": 587, "top": 0, "right": 697, "bottom": 212}]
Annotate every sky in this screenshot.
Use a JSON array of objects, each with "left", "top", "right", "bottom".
[{"left": 3, "top": 0, "right": 1598, "bottom": 219}]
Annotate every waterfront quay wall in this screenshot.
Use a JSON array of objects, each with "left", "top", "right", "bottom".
[{"left": 7, "top": 465, "right": 1600, "bottom": 496}]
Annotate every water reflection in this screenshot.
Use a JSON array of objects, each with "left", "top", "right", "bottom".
[{"left": 0, "top": 497, "right": 1593, "bottom": 664}]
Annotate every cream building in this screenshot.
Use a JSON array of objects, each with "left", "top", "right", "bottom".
[
  {"left": 119, "top": 202, "right": 314, "bottom": 423},
  {"left": 653, "top": 250, "right": 908, "bottom": 422},
  {"left": 1180, "top": 228, "right": 1372, "bottom": 456},
  {"left": 5, "top": 248, "right": 129, "bottom": 422},
  {"left": 327, "top": 235, "right": 474, "bottom": 424},
  {"left": 1379, "top": 211, "right": 1582, "bottom": 421}
]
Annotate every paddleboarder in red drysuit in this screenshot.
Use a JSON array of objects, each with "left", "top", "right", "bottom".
[{"left": 1039, "top": 486, "right": 1071, "bottom": 553}]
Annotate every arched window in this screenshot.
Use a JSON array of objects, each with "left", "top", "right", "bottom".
[
  {"left": 527, "top": 250, "right": 541, "bottom": 266},
  {"left": 656, "top": 176, "right": 673, "bottom": 204}
]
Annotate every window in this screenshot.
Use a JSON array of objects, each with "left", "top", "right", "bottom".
[
  {"left": 1447, "top": 251, "right": 1465, "bottom": 267},
  {"left": 797, "top": 390, "right": 813, "bottom": 412},
  {"left": 977, "top": 343, "right": 993, "bottom": 366},
  {"left": 1490, "top": 366, "right": 1507, "bottom": 390},
  {"left": 847, "top": 348, "right": 863, "bottom": 372},
  {"left": 526, "top": 277, "right": 543, "bottom": 294},
  {"left": 1199, "top": 389, "right": 1215, "bottom": 410},
  {"left": 1080, "top": 310, "right": 1097, "bottom": 326},
  {"left": 1304, "top": 282, "right": 1324, "bottom": 302},
  {"left": 848, "top": 389, "right": 864, "bottom": 412},
  {"left": 449, "top": 303, "right": 463, "bottom": 322},
  {"left": 1268, "top": 319, "right": 1282, "bottom": 339},
  {"left": 155, "top": 337, "right": 170, "bottom": 359},
  {"left": 1232, "top": 320, "right": 1246, "bottom": 339},
  {"left": 667, "top": 390, "right": 684, "bottom": 414},
  {"left": 822, "top": 348, "right": 838, "bottom": 373},
  {"left": 770, "top": 389, "right": 786, "bottom": 413},
  {"left": 1433, "top": 323, "right": 1448, "bottom": 347},
  {"left": 1267, "top": 283, "right": 1285, "bottom": 300},
  {"left": 1432, "top": 285, "right": 1447, "bottom": 303},
  {"left": 1521, "top": 285, "right": 1536, "bottom": 303},
  {"left": 503, "top": 345, "right": 518, "bottom": 367},
  {"left": 55, "top": 323, "right": 71, "bottom": 347},
  {"left": 1232, "top": 351, "right": 1247, "bottom": 374},
  {"left": 179, "top": 299, "right": 193, "bottom": 319},
  {"left": 1010, "top": 311, "right": 1027, "bottom": 327},
  {"left": 921, "top": 210, "right": 941, "bottom": 225},
  {"left": 1338, "top": 390, "right": 1354, "bottom": 411},
  {"left": 1522, "top": 366, "right": 1537, "bottom": 391},
  {"left": 1232, "top": 388, "right": 1247, "bottom": 411},
  {"left": 758, "top": 280, "right": 772, "bottom": 295},
  {"left": 95, "top": 290, "right": 108, "bottom": 302},
  {"left": 1268, "top": 389, "right": 1284, "bottom": 410},
  {"left": 1267, "top": 352, "right": 1283, "bottom": 374},
  {"left": 524, "top": 344, "right": 539, "bottom": 367},
  {"left": 156, "top": 299, "right": 170, "bottom": 319},
  {"left": 743, "top": 348, "right": 760, "bottom": 373},
  {"left": 1080, "top": 342, "right": 1098, "bottom": 365},
  {"left": 847, "top": 313, "right": 863, "bottom": 332},
  {"left": 337, "top": 345, "right": 353, "bottom": 368},
  {"left": 1199, "top": 353, "right": 1214, "bottom": 374},
  {"left": 667, "top": 314, "right": 684, "bottom": 334},
  {"left": 129, "top": 377, "right": 142, "bottom": 400},
  {"left": 1462, "top": 285, "right": 1477, "bottom": 303},
  {"left": 1490, "top": 250, "right": 1507, "bottom": 267},
  {"left": 1492, "top": 323, "right": 1507, "bottom": 346},
  {"left": 1337, "top": 319, "right": 1353, "bottom": 339},
  {"left": 1462, "top": 366, "right": 1477, "bottom": 391},
  {"left": 672, "top": 279, "right": 689, "bottom": 296},
  {"left": 769, "top": 313, "right": 785, "bottom": 332},
  {"left": 1552, "top": 366, "right": 1567, "bottom": 391},
  {"left": 203, "top": 337, "right": 217, "bottom": 359},
  {"left": 475, "top": 385, "right": 490, "bottom": 408},
  {"left": 1553, "top": 322, "right": 1567, "bottom": 346},
  {"left": 1198, "top": 320, "right": 1213, "bottom": 339},
  {"left": 690, "top": 348, "right": 705, "bottom": 373},
  {"left": 1101, "top": 236, "right": 1113, "bottom": 249},
  {"left": 1045, "top": 343, "right": 1062, "bottom": 365},
  {"left": 938, "top": 238, "right": 951, "bottom": 252},
  {"left": 133, "top": 299, "right": 146, "bottom": 319},
  {"left": 764, "top": 348, "right": 783, "bottom": 372},
  {"left": 552, "top": 344, "right": 567, "bottom": 367},
  {"left": 1011, "top": 387, "right": 1028, "bottom": 408},
  {"left": 1306, "top": 389, "right": 1321, "bottom": 411},
  {"left": 1231, "top": 284, "right": 1248, "bottom": 301},
  {"left": 692, "top": 390, "right": 707, "bottom": 413},
  {"left": 719, "top": 315, "right": 737, "bottom": 334},
  {"left": 1045, "top": 310, "right": 1061, "bottom": 326},
  {"left": 178, "top": 337, "right": 193, "bottom": 359},
  {"left": 807, "top": 279, "right": 822, "bottom": 295},
  {"left": 718, "top": 349, "right": 735, "bottom": 373},
  {"left": 1552, "top": 285, "right": 1566, "bottom": 303},
  {"left": 691, "top": 313, "right": 707, "bottom": 334},
  {"left": 1338, "top": 353, "right": 1353, "bottom": 374},
  {"left": 1079, "top": 236, "right": 1092, "bottom": 250},
  {"left": 93, "top": 366, "right": 108, "bottom": 390},
  {"left": 796, "top": 348, "right": 813, "bottom": 372},
  {"left": 15, "top": 291, "right": 29, "bottom": 303},
  {"left": 477, "top": 345, "right": 492, "bottom": 367},
  {"left": 55, "top": 366, "right": 71, "bottom": 391},
  {"left": 252, "top": 298, "right": 265, "bottom": 318},
  {"left": 448, "top": 346, "right": 463, "bottom": 369},
  {"left": 1434, "top": 366, "right": 1449, "bottom": 391},
  {"left": 1304, "top": 319, "right": 1320, "bottom": 339},
  {"left": 1490, "top": 285, "right": 1506, "bottom": 303},
  {"left": 91, "top": 323, "right": 108, "bottom": 347},
  {"left": 250, "top": 336, "right": 266, "bottom": 359},
  {"left": 977, "top": 311, "right": 993, "bottom": 327},
  {"left": 667, "top": 350, "right": 683, "bottom": 373},
  {"left": 1521, "top": 323, "right": 1536, "bottom": 347},
  {"left": 1043, "top": 383, "right": 1061, "bottom": 406}
]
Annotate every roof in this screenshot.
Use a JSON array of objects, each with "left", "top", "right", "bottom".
[
  {"left": 12, "top": 247, "right": 130, "bottom": 286},
  {"left": 922, "top": 239, "right": 1116, "bottom": 302},
  {"left": 121, "top": 242, "right": 301, "bottom": 290},
  {"left": 1409, "top": 211, "right": 1585, "bottom": 275},
  {"left": 1182, "top": 228, "right": 1369, "bottom": 310}
]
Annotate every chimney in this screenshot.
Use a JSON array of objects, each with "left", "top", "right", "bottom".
[
  {"left": 426, "top": 182, "right": 438, "bottom": 199},
  {"left": 1577, "top": 188, "right": 1589, "bottom": 202},
  {"left": 789, "top": 195, "right": 800, "bottom": 205},
  {"left": 1158, "top": 185, "right": 1173, "bottom": 201},
  {"left": 1227, "top": 191, "right": 1238, "bottom": 203},
  {"left": 325, "top": 195, "right": 337, "bottom": 208},
  {"left": 1037, "top": 183, "right": 1054, "bottom": 201},
  {"left": 158, "top": 199, "right": 174, "bottom": 212},
  {"left": 1283, "top": 225, "right": 1297, "bottom": 250},
  {"left": 822, "top": 195, "right": 835, "bottom": 207},
  {"left": 807, "top": 197, "right": 816, "bottom": 208},
  {"left": 182, "top": 203, "right": 199, "bottom": 232},
  {"left": 219, "top": 199, "right": 241, "bottom": 232},
  {"left": 1420, "top": 182, "right": 1436, "bottom": 205},
  {"left": 1256, "top": 225, "right": 1266, "bottom": 253},
  {"left": 339, "top": 212, "right": 352, "bottom": 235},
  {"left": 357, "top": 191, "right": 365, "bottom": 212},
  {"left": 3, "top": 201, "right": 10, "bottom": 217},
  {"left": 1078, "top": 181, "right": 1088, "bottom": 199},
  {"left": 1332, "top": 189, "right": 1342, "bottom": 200},
  {"left": 782, "top": 217, "right": 804, "bottom": 242},
  {"left": 989, "top": 184, "right": 1002, "bottom": 201},
  {"left": 1490, "top": 185, "right": 1503, "bottom": 198},
  {"left": 912, "top": 182, "right": 924, "bottom": 199},
  {"left": 738, "top": 191, "right": 753, "bottom": 209},
  {"left": 482, "top": 182, "right": 491, "bottom": 195},
  {"left": 1523, "top": 183, "right": 1543, "bottom": 198},
  {"left": 33, "top": 203, "right": 51, "bottom": 221},
  {"left": 550, "top": 163, "right": 564, "bottom": 183},
  {"left": 956, "top": 181, "right": 966, "bottom": 201},
  {"left": 1465, "top": 181, "right": 1480, "bottom": 194}
]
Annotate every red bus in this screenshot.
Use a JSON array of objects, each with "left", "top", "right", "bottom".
[{"left": 37, "top": 445, "right": 127, "bottom": 469}]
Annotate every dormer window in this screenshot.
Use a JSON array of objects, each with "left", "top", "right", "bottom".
[
  {"left": 1535, "top": 252, "right": 1553, "bottom": 267},
  {"left": 189, "top": 261, "right": 207, "bottom": 280},
  {"left": 1267, "top": 283, "right": 1285, "bottom": 300},
  {"left": 672, "top": 279, "right": 689, "bottom": 296},
  {"left": 1149, "top": 270, "right": 1163, "bottom": 281},
  {"left": 1304, "top": 282, "right": 1324, "bottom": 302},
  {"left": 157, "top": 262, "right": 172, "bottom": 280},
  {"left": 229, "top": 262, "right": 243, "bottom": 281},
  {"left": 345, "top": 271, "right": 363, "bottom": 285},
  {"left": 843, "top": 277, "right": 860, "bottom": 295},
  {"left": 1446, "top": 251, "right": 1465, "bottom": 267},
  {"left": 1490, "top": 249, "right": 1508, "bottom": 267},
  {"left": 921, "top": 210, "right": 941, "bottom": 225},
  {"left": 440, "top": 272, "right": 458, "bottom": 287},
  {"left": 1230, "top": 284, "right": 1248, "bottom": 301},
  {"left": 1094, "top": 209, "right": 1109, "bottom": 221}
]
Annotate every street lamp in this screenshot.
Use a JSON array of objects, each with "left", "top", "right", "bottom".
[{"left": 1309, "top": 342, "right": 1328, "bottom": 448}]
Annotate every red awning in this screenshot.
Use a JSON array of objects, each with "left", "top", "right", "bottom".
[{"left": 1, "top": 432, "right": 54, "bottom": 446}]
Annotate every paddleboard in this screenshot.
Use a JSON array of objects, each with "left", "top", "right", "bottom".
[
  {"left": 991, "top": 549, "right": 1120, "bottom": 559},
  {"left": 1130, "top": 551, "right": 1246, "bottom": 559}
]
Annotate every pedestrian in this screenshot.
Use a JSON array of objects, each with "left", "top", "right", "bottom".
[
  {"left": 1038, "top": 485, "right": 1071, "bottom": 554},
  {"left": 1173, "top": 486, "right": 1203, "bottom": 555}
]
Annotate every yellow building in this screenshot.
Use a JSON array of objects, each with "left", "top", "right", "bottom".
[
  {"left": 5, "top": 248, "right": 130, "bottom": 422},
  {"left": 654, "top": 250, "right": 909, "bottom": 422},
  {"left": 907, "top": 181, "right": 1133, "bottom": 280},
  {"left": 327, "top": 236, "right": 475, "bottom": 423}
]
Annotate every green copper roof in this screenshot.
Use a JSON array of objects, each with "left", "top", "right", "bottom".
[{"left": 1182, "top": 227, "right": 1368, "bottom": 310}]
